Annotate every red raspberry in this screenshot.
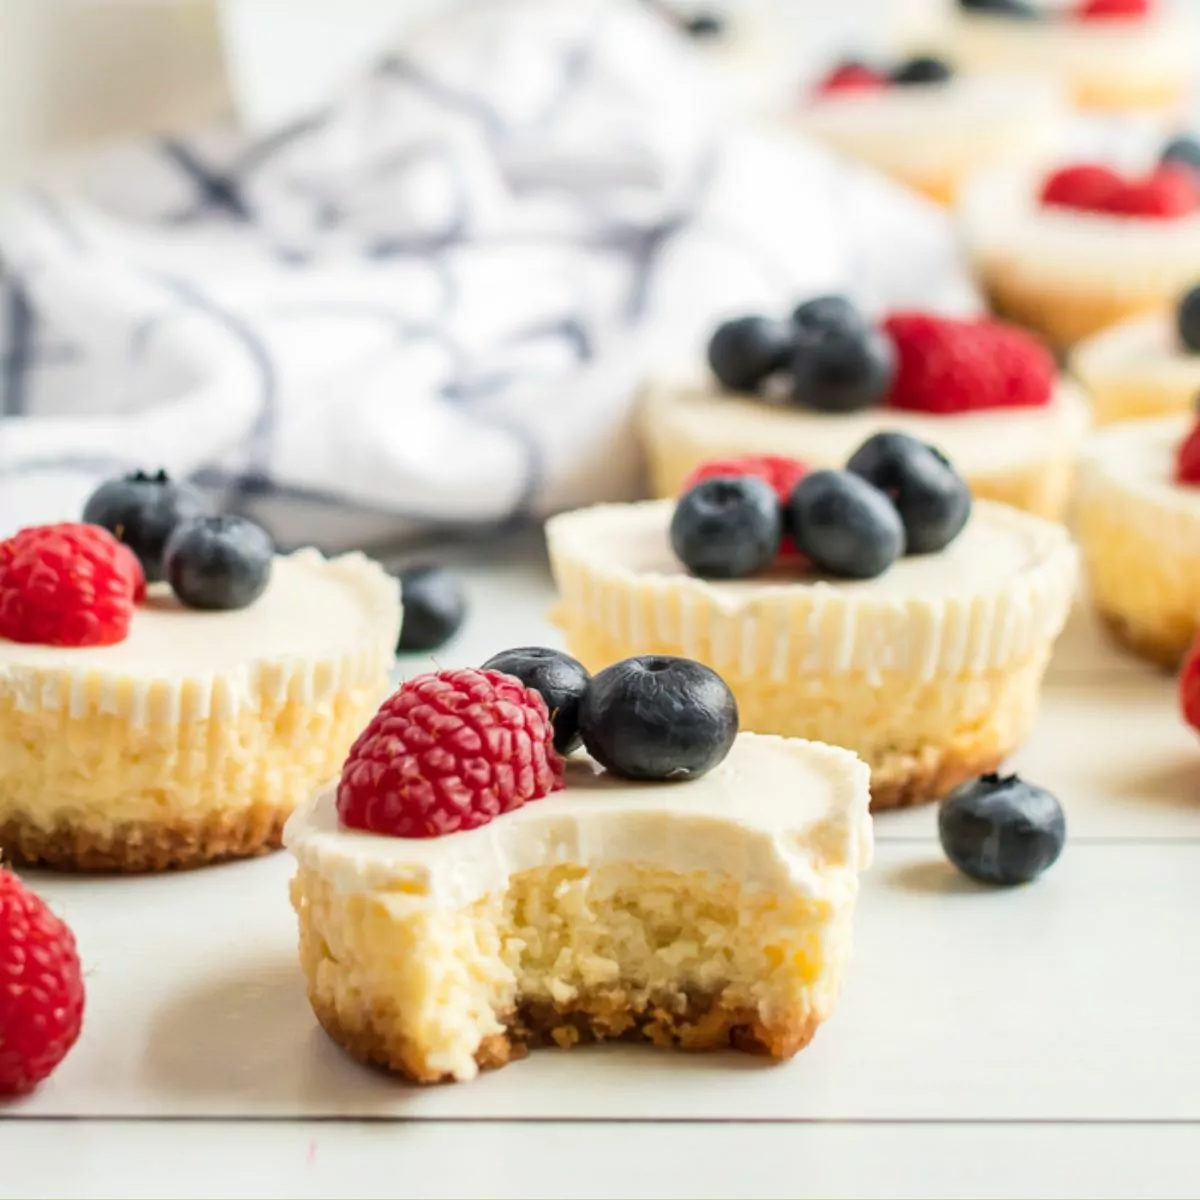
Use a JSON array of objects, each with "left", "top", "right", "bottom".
[
  {"left": 1180, "top": 635, "right": 1200, "bottom": 734},
  {"left": 813, "top": 62, "right": 890, "bottom": 97},
  {"left": 1076, "top": 0, "right": 1150, "bottom": 18},
  {"left": 1039, "top": 163, "right": 1126, "bottom": 213},
  {"left": 1175, "top": 421, "right": 1200, "bottom": 485},
  {"left": 0, "top": 870, "right": 85, "bottom": 1096},
  {"left": 1110, "top": 166, "right": 1200, "bottom": 219},
  {"left": 682, "top": 455, "right": 809, "bottom": 561},
  {"left": 882, "top": 313, "right": 1055, "bottom": 414},
  {"left": 337, "top": 668, "right": 564, "bottom": 838},
  {"left": 0, "top": 523, "right": 142, "bottom": 647}
]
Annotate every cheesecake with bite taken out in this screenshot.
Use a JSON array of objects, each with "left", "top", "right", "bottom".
[{"left": 285, "top": 655, "right": 872, "bottom": 1083}]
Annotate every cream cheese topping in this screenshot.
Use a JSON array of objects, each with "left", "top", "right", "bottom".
[
  {"left": 1072, "top": 312, "right": 1200, "bottom": 394},
  {"left": 284, "top": 732, "right": 873, "bottom": 906},
  {"left": 1079, "top": 415, "right": 1200, "bottom": 518}
]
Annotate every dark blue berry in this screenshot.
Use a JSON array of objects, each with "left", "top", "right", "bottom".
[
  {"left": 787, "top": 469, "right": 904, "bottom": 579},
  {"left": 396, "top": 564, "right": 467, "bottom": 653},
  {"left": 938, "top": 773, "right": 1066, "bottom": 886},
  {"left": 579, "top": 655, "right": 738, "bottom": 782},
  {"left": 1177, "top": 285, "right": 1200, "bottom": 353},
  {"left": 163, "top": 515, "right": 273, "bottom": 611},
  {"left": 481, "top": 646, "right": 590, "bottom": 755},
  {"left": 846, "top": 432, "right": 971, "bottom": 555},
  {"left": 957, "top": 0, "right": 1039, "bottom": 17},
  {"left": 789, "top": 323, "right": 895, "bottom": 414},
  {"left": 82, "top": 469, "right": 210, "bottom": 583},
  {"left": 707, "top": 315, "right": 796, "bottom": 393},
  {"left": 791, "top": 295, "right": 864, "bottom": 337},
  {"left": 683, "top": 11, "right": 724, "bottom": 37},
  {"left": 1161, "top": 135, "right": 1200, "bottom": 177},
  {"left": 891, "top": 56, "right": 954, "bottom": 85},
  {"left": 670, "top": 476, "right": 782, "bottom": 580}
]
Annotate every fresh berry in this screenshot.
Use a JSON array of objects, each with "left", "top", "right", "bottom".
[
  {"left": 938, "top": 773, "right": 1066, "bottom": 886},
  {"left": 1076, "top": 0, "right": 1150, "bottom": 18},
  {"left": 1174, "top": 420, "right": 1200, "bottom": 484},
  {"left": 0, "top": 523, "right": 141, "bottom": 647},
  {"left": 883, "top": 313, "right": 1054, "bottom": 414},
  {"left": 706, "top": 315, "right": 796, "bottom": 393},
  {"left": 790, "top": 320, "right": 895, "bottom": 414},
  {"left": 814, "top": 60, "right": 890, "bottom": 96},
  {"left": 683, "top": 10, "right": 724, "bottom": 37},
  {"left": 670, "top": 476, "right": 782, "bottom": 580},
  {"left": 846, "top": 432, "right": 971, "bottom": 555},
  {"left": 958, "top": 0, "right": 1039, "bottom": 14},
  {"left": 337, "top": 668, "right": 563, "bottom": 837},
  {"left": 680, "top": 455, "right": 809, "bottom": 561},
  {"left": 786, "top": 469, "right": 904, "bottom": 580},
  {"left": 1111, "top": 166, "right": 1200, "bottom": 219},
  {"left": 82, "top": 469, "right": 210, "bottom": 584},
  {"left": 1178, "top": 634, "right": 1200, "bottom": 733},
  {"left": 791, "top": 294, "right": 866, "bottom": 338},
  {"left": 891, "top": 55, "right": 953, "bottom": 85},
  {"left": 396, "top": 564, "right": 467, "bottom": 653},
  {"left": 1177, "top": 285, "right": 1200, "bottom": 353},
  {"left": 0, "top": 870, "right": 85, "bottom": 1096},
  {"left": 162, "top": 515, "right": 273, "bottom": 611},
  {"left": 1039, "top": 163, "right": 1126, "bottom": 213},
  {"left": 481, "top": 646, "right": 590, "bottom": 755},
  {"left": 1160, "top": 135, "right": 1200, "bottom": 178},
  {"left": 579, "top": 656, "right": 738, "bottom": 782}
]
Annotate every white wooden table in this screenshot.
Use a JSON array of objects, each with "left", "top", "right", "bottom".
[{"left": 3, "top": 532, "right": 1199, "bottom": 1199}]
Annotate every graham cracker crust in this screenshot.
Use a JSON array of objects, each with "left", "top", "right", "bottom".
[
  {"left": 0, "top": 804, "right": 289, "bottom": 873},
  {"left": 869, "top": 747, "right": 1008, "bottom": 813},
  {"left": 310, "top": 986, "right": 821, "bottom": 1085},
  {"left": 1098, "top": 610, "right": 1190, "bottom": 673}
]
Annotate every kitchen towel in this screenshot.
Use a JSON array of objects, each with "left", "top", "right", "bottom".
[{"left": 0, "top": 0, "right": 977, "bottom": 551}]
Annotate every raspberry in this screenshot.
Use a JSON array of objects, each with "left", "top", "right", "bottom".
[
  {"left": 337, "top": 668, "right": 564, "bottom": 838},
  {"left": 1039, "top": 164, "right": 1125, "bottom": 213},
  {"left": 0, "top": 523, "right": 142, "bottom": 647},
  {"left": 883, "top": 313, "right": 1055, "bottom": 414},
  {"left": 1076, "top": 0, "right": 1150, "bottom": 17},
  {"left": 1180, "top": 635, "right": 1200, "bottom": 734},
  {"left": 681, "top": 455, "right": 809, "bottom": 561},
  {"left": 0, "top": 870, "right": 85, "bottom": 1096},
  {"left": 814, "top": 62, "right": 889, "bottom": 97},
  {"left": 1175, "top": 421, "right": 1200, "bottom": 485},
  {"left": 1110, "top": 166, "right": 1200, "bottom": 219}
]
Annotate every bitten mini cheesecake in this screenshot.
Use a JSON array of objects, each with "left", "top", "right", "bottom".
[
  {"left": 1076, "top": 415, "right": 1200, "bottom": 667},
  {"left": 549, "top": 437, "right": 1077, "bottom": 809},
  {"left": 641, "top": 300, "right": 1089, "bottom": 521},
  {"left": 286, "top": 657, "right": 872, "bottom": 1083},
  {"left": 0, "top": 473, "right": 399, "bottom": 872}
]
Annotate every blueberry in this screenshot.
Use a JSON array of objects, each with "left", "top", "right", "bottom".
[
  {"left": 396, "top": 564, "right": 467, "bottom": 653},
  {"left": 890, "top": 56, "right": 954, "bottom": 85},
  {"left": 82, "top": 469, "right": 210, "bottom": 583},
  {"left": 789, "top": 323, "right": 895, "bottom": 414},
  {"left": 938, "top": 772, "right": 1066, "bottom": 886},
  {"left": 846, "top": 432, "right": 971, "bottom": 555},
  {"left": 1161, "top": 135, "right": 1200, "bottom": 177},
  {"left": 481, "top": 646, "right": 590, "bottom": 755},
  {"left": 787, "top": 469, "right": 904, "bottom": 579},
  {"left": 706, "top": 315, "right": 797, "bottom": 393},
  {"left": 957, "top": 0, "right": 1040, "bottom": 17},
  {"left": 670, "top": 476, "right": 782, "bottom": 580},
  {"left": 791, "top": 294, "right": 865, "bottom": 338},
  {"left": 163, "top": 515, "right": 273, "bottom": 611},
  {"left": 683, "top": 11, "right": 724, "bottom": 37},
  {"left": 1177, "top": 285, "right": 1200, "bottom": 353},
  {"left": 579, "top": 655, "right": 738, "bottom": 782}
]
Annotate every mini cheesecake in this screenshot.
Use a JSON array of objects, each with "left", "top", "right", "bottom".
[
  {"left": 286, "top": 731, "right": 873, "bottom": 1084},
  {"left": 547, "top": 496, "right": 1077, "bottom": 810},
  {"left": 0, "top": 548, "right": 400, "bottom": 871},
  {"left": 1076, "top": 416, "right": 1200, "bottom": 667}
]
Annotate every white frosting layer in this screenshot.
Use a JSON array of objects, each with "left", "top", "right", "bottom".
[
  {"left": 1080, "top": 414, "right": 1200, "bottom": 512},
  {"left": 0, "top": 548, "right": 401, "bottom": 721},
  {"left": 642, "top": 378, "right": 1090, "bottom": 477},
  {"left": 1072, "top": 311, "right": 1200, "bottom": 395},
  {"left": 285, "top": 733, "right": 874, "bottom": 907}
]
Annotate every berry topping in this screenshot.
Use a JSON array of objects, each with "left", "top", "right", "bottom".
[
  {"left": 337, "top": 668, "right": 563, "bottom": 837},
  {"left": 791, "top": 311, "right": 896, "bottom": 414},
  {"left": 814, "top": 60, "right": 890, "bottom": 97},
  {"left": 579, "top": 656, "right": 738, "bottom": 782},
  {"left": 0, "top": 523, "right": 142, "bottom": 647},
  {"left": 1039, "top": 163, "right": 1126, "bottom": 212},
  {"left": 890, "top": 55, "right": 954, "bottom": 86},
  {"left": 1178, "top": 284, "right": 1200, "bottom": 353},
  {"left": 791, "top": 294, "right": 863, "bottom": 338},
  {"left": 786, "top": 469, "right": 904, "bottom": 580},
  {"left": 1160, "top": 135, "right": 1200, "bottom": 178},
  {"left": 163, "top": 515, "right": 273, "bottom": 611},
  {"left": 706, "top": 315, "right": 796, "bottom": 394},
  {"left": 0, "top": 869, "right": 85, "bottom": 1095},
  {"left": 846, "top": 432, "right": 971, "bottom": 555},
  {"left": 938, "top": 773, "right": 1066, "bottom": 886},
  {"left": 396, "top": 564, "right": 467, "bottom": 653},
  {"left": 883, "top": 312, "right": 1055, "bottom": 414},
  {"left": 481, "top": 647, "right": 591, "bottom": 755},
  {"left": 1178, "top": 635, "right": 1200, "bottom": 734},
  {"left": 1075, "top": 0, "right": 1150, "bottom": 18},
  {"left": 82, "top": 469, "right": 210, "bottom": 584},
  {"left": 682, "top": 10, "right": 724, "bottom": 37},
  {"left": 958, "top": 0, "right": 1039, "bottom": 15},
  {"left": 670, "top": 476, "right": 783, "bottom": 580},
  {"left": 1174, "top": 420, "right": 1200, "bottom": 485},
  {"left": 1040, "top": 163, "right": 1199, "bottom": 219}
]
